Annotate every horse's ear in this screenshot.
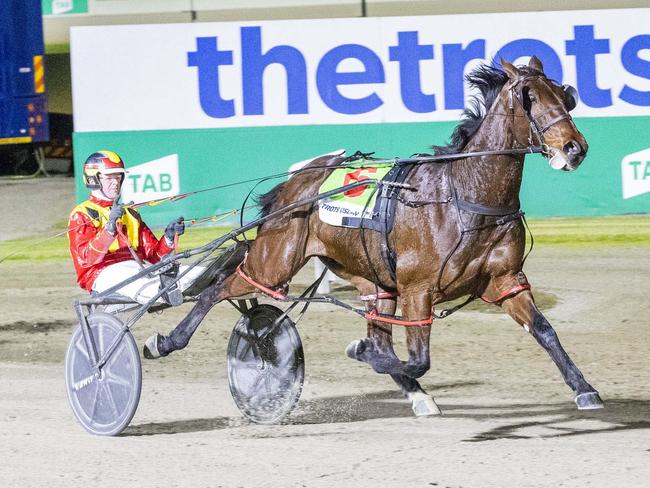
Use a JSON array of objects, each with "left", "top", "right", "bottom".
[
  {"left": 528, "top": 55, "right": 544, "bottom": 73},
  {"left": 500, "top": 58, "right": 519, "bottom": 80}
]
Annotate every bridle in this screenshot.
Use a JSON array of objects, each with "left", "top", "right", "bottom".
[
  {"left": 427, "top": 73, "right": 580, "bottom": 313},
  {"left": 506, "top": 72, "right": 578, "bottom": 152}
]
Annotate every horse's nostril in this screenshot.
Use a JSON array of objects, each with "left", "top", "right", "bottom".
[{"left": 563, "top": 140, "right": 582, "bottom": 155}]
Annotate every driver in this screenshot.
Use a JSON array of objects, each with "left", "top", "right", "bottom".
[{"left": 67, "top": 150, "right": 202, "bottom": 304}]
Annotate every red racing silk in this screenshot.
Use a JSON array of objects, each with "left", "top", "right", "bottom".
[{"left": 67, "top": 195, "right": 173, "bottom": 291}]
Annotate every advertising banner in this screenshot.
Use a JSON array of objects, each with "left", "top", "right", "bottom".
[
  {"left": 70, "top": 9, "right": 650, "bottom": 225},
  {"left": 42, "top": 0, "right": 88, "bottom": 15}
]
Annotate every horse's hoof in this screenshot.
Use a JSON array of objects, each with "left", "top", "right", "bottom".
[
  {"left": 410, "top": 392, "right": 442, "bottom": 417},
  {"left": 345, "top": 340, "right": 362, "bottom": 361},
  {"left": 575, "top": 391, "right": 604, "bottom": 410},
  {"left": 143, "top": 334, "right": 164, "bottom": 360}
]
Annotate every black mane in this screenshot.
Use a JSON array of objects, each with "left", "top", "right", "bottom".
[
  {"left": 433, "top": 64, "right": 509, "bottom": 155},
  {"left": 256, "top": 65, "right": 515, "bottom": 217},
  {"left": 256, "top": 182, "right": 286, "bottom": 218}
]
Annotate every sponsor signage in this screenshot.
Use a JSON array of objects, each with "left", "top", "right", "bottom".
[
  {"left": 71, "top": 9, "right": 650, "bottom": 132},
  {"left": 120, "top": 154, "right": 180, "bottom": 205},
  {"left": 70, "top": 10, "right": 650, "bottom": 222},
  {"left": 622, "top": 147, "right": 650, "bottom": 200},
  {"left": 42, "top": 0, "right": 88, "bottom": 15}
]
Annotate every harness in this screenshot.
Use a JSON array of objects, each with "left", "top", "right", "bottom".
[
  {"left": 233, "top": 71, "right": 577, "bottom": 326},
  {"left": 236, "top": 159, "right": 531, "bottom": 327},
  {"left": 507, "top": 71, "right": 577, "bottom": 150}
]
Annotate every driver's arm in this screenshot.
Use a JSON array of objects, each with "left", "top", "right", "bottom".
[
  {"left": 136, "top": 219, "right": 173, "bottom": 264},
  {"left": 67, "top": 211, "right": 114, "bottom": 267}
]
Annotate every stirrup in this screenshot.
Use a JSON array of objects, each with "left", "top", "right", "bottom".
[{"left": 159, "top": 263, "right": 183, "bottom": 306}]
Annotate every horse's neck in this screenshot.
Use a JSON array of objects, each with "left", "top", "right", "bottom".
[{"left": 452, "top": 97, "right": 527, "bottom": 208}]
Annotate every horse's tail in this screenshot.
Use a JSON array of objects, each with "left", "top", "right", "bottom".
[
  {"left": 182, "top": 241, "right": 248, "bottom": 297},
  {"left": 256, "top": 153, "right": 347, "bottom": 221}
]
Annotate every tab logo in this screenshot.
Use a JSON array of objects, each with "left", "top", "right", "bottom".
[
  {"left": 121, "top": 154, "right": 180, "bottom": 204},
  {"left": 622, "top": 148, "right": 650, "bottom": 199},
  {"left": 52, "top": 0, "right": 74, "bottom": 15}
]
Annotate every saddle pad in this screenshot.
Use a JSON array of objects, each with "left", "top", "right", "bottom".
[{"left": 318, "top": 161, "right": 394, "bottom": 228}]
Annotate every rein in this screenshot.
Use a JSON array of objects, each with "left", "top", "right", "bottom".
[
  {"left": 1, "top": 74, "right": 569, "bottom": 266},
  {"left": 423, "top": 74, "right": 575, "bottom": 315},
  {"left": 360, "top": 77, "right": 570, "bottom": 320},
  {"left": 111, "top": 147, "right": 546, "bottom": 213}
]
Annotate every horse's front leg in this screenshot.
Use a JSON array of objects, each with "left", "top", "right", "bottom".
[{"left": 500, "top": 289, "right": 603, "bottom": 410}]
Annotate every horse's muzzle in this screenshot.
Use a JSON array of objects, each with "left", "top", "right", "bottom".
[{"left": 563, "top": 139, "right": 587, "bottom": 169}]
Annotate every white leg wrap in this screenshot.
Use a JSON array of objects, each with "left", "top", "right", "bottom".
[
  {"left": 409, "top": 391, "right": 442, "bottom": 417},
  {"left": 144, "top": 334, "right": 161, "bottom": 359},
  {"left": 345, "top": 340, "right": 362, "bottom": 360}
]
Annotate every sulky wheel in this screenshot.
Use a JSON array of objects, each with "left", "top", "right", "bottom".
[
  {"left": 64, "top": 312, "right": 142, "bottom": 436},
  {"left": 227, "top": 304, "right": 305, "bottom": 424}
]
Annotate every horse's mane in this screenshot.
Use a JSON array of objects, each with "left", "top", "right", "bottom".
[
  {"left": 433, "top": 64, "right": 510, "bottom": 155},
  {"left": 257, "top": 64, "right": 520, "bottom": 217},
  {"left": 256, "top": 182, "right": 286, "bottom": 218}
]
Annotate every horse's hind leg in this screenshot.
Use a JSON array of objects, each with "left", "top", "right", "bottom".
[
  {"left": 347, "top": 288, "right": 433, "bottom": 377},
  {"left": 145, "top": 223, "right": 310, "bottom": 359},
  {"left": 500, "top": 289, "right": 603, "bottom": 410},
  {"left": 345, "top": 286, "right": 441, "bottom": 416},
  {"left": 344, "top": 293, "right": 398, "bottom": 368},
  {"left": 391, "top": 374, "right": 441, "bottom": 416},
  {"left": 144, "top": 281, "right": 222, "bottom": 358}
]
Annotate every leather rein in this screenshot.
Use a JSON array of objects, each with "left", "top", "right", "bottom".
[
  {"left": 237, "top": 74, "right": 576, "bottom": 327},
  {"left": 427, "top": 73, "right": 576, "bottom": 318}
]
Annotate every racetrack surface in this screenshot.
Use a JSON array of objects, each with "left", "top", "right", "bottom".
[{"left": 1, "top": 177, "right": 649, "bottom": 488}]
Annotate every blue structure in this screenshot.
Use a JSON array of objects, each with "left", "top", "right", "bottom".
[{"left": 0, "top": 0, "right": 49, "bottom": 145}]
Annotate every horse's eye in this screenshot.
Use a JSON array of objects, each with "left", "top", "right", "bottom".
[{"left": 521, "top": 87, "right": 533, "bottom": 111}]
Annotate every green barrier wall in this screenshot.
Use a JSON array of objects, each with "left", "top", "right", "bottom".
[{"left": 73, "top": 116, "right": 650, "bottom": 228}]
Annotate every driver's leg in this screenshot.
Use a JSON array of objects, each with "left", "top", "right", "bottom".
[{"left": 92, "top": 261, "right": 160, "bottom": 304}]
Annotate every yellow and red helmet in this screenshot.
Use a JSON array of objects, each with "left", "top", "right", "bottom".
[{"left": 83, "top": 150, "right": 126, "bottom": 189}]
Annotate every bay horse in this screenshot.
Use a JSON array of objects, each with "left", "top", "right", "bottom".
[{"left": 144, "top": 57, "right": 603, "bottom": 415}]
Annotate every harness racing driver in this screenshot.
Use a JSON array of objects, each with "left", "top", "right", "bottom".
[{"left": 67, "top": 150, "right": 204, "bottom": 316}]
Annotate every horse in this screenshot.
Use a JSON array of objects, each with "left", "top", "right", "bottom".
[{"left": 144, "top": 56, "right": 603, "bottom": 415}]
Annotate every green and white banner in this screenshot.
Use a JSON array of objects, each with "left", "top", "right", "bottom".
[
  {"left": 70, "top": 9, "right": 650, "bottom": 226},
  {"left": 42, "top": 0, "right": 88, "bottom": 16}
]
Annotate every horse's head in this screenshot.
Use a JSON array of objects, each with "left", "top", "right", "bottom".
[{"left": 501, "top": 57, "right": 587, "bottom": 171}]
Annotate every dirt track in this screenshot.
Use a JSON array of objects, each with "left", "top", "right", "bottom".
[{"left": 1, "top": 177, "right": 649, "bottom": 487}]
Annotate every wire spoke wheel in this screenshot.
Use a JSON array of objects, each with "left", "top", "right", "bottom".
[
  {"left": 64, "top": 312, "right": 142, "bottom": 436},
  {"left": 227, "top": 305, "right": 304, "bottom": 424}
]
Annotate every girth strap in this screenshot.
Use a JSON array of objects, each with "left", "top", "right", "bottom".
[
  {"left": 456, "top": 198, "right": 520, "bottom": 216},
  {"left": 376, "top": 163, "right": 416, "bottom": 284}
]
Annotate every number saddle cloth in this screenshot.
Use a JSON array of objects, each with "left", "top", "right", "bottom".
[{"left": 318, "top": 157, "right": 414, "bottom": 233}]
